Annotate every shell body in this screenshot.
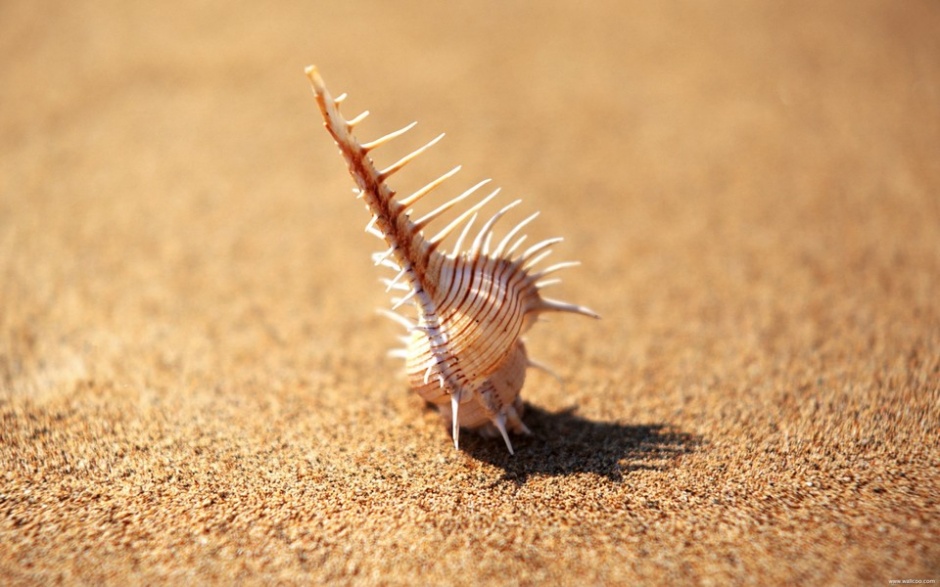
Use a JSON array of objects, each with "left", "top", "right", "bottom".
[{"left": 306, "top": 66, "right": 597, "bottom": 453}]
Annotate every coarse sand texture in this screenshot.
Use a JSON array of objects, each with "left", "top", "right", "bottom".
[{"left": 1, "top": 1, "right": 938, "bottom": 585}]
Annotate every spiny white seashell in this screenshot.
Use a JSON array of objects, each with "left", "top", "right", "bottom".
[{"left": 306, "top": 66, "right": 598, "bottom": 454}]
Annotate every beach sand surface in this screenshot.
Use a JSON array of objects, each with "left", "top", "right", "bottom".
[{"left": 1, "top": 1, "right": 938, "bottom": 584}]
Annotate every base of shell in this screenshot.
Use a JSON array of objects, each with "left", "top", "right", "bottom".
[{"left": 432, "top": 396, "right": 531, "bottom": 454}]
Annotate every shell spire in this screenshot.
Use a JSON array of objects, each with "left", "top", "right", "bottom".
[{"left": 306, "top": 66, "right": 597, "bottom": 454}]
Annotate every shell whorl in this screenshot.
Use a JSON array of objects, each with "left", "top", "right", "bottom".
[{"left": 306, "top": 66, "right": 597, "bottom": 454}]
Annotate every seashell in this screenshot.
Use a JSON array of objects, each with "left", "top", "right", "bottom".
[{"left": 305, "top": 66, "right": 598, "bottom": 454}]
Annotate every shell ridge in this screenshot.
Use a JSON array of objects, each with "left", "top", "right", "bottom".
[{"left": 305, "top": 66, "right": 433, "bottom": 299}]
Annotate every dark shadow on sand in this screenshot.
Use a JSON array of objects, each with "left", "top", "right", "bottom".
[{"left": 460, "top": 404, "right": 703, "bottom": 484}]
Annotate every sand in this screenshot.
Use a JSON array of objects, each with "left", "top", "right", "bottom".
[{"left": 1, "top": 0, "right": 938, "bottom": 584}]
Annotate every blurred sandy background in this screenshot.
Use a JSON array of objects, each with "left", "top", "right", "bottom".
[{"left": 1, "top": 0, "right": 938, "bottom": 584}]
